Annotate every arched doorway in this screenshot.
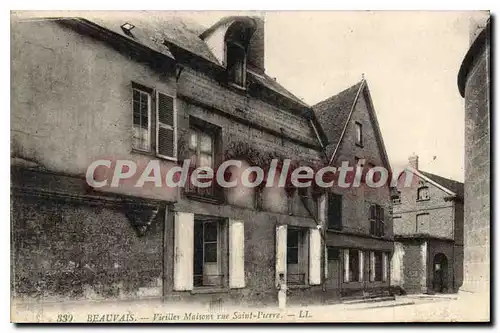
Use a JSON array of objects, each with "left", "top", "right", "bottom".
[{"left": 432, "top": 253, "right": 448, "bottom": 293}]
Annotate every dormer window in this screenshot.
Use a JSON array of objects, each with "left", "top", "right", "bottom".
[
  {"left": 224, "top": 21, "right": 256, "bottom": 89},
  {"left": 226, "top": 41, "right": 246, "bottom": 87}
]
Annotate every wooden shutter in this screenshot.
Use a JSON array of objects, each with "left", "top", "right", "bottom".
[
  {"left": 358, "top": 250, "right": 364, "bottom": 282},
  {"left": 174, "top": 212, "right": 194, "bottom": 291},
  {"left": 369, "top": 251, "right": 375, "bottom": 282},
  {"left": 276, "top": 224, "right": 287, "bottom": 286},
  {"left": 380, "top": 206, "right": 385, "bottom": 236},
  {"left": 156, "top": 92, "right": 176, "bottom": 159},
  {"left": 382, "top": 252, "right": 388, "bottom": 282},
  {"left": 343, "top": 249, "right": 349, "bottom": 282},
  {"left": 318, "top": 194, "right": 327, "bottom": 225},
  {"left": 309, "top": 228, "right": 321, "bottom": 285},
  {"left": 229, "top": 219, "right": 245, "bottom": 288}
]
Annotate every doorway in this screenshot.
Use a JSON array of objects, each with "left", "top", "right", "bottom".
[
  {"left": 325, "top": 247, "right": 341, "bottom": 293},
  {"left": 432, "top": 253, "right": 448, "bottom": 293}
]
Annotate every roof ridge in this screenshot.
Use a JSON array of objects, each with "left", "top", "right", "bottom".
[
  {"left": 419, "top": 170, "right": 464, "bottom": 185},
  {"left": 312, "top": 80, "right": 363, "bottom": 108}
]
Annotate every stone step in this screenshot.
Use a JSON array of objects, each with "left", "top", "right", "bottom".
[{"left": 342, "top": 295, "right": 396, "bottom": 305}]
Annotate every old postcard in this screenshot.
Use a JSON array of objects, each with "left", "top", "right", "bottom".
[{"left": 10, "top": 10, "right": 490, "bottom": 323}]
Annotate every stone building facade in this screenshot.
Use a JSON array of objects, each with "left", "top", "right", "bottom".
[
  {"left": 11, "top": 13, "right": 394, "bottom": 307},
  {"left": 390, "top": 156, "right": 464, "bottom": 294},
  {"left": 457, "top": 16, "right": 490, "bottom": 295},
  {"left": 313, "top": 80, "right": 394, "bottom": 298}
]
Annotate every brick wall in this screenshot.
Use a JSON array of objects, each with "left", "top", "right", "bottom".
[{"left": 393, "top": 176, "right": 454, "bottom": 239}]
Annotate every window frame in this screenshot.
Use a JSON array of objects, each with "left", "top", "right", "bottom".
[
  {"left": 374, "top": 251, "right": 383, "bottom": 281},
  {"left": 185, "top": 119, "right": 220, "bottom": 199},
  {"left": 370, "top": 204, "right": 385, "bottom": 237},
  {"left": 286, "top": 227, "right": 308, "bottom": 286},
  {"left": 327, "top": 193, "right": 342, "bottom": 231},
  {"left": 392, "top": 190, "right": 402, "bottom": 205},
  {"left": 225, "top": 40, "right": 247, "bottom": 89},
  {"left": 155, "top": 91, "right": 178, "bottom": 161},
  {"left": 355, "top": 121, "right": 363, "bottom": 147},
  {"left": 346, "top": 249, "right": 360, "bottom": 283},
  {"left": 416, "top": 212, "right": 430, "bottom": 233},
  {"left": 131, "top": 84, "right": 153, "bottom": 153},
  {"left": 417, "top": 186, "right": 430, "bottom": 201},
  {"left": 193, "top": 218, "right": 227, "bottom": 289}
]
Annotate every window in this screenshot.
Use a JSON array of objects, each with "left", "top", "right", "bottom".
[
  {"left": 416, "top": 213, "right": 430, "bottom": 233},
  {"left": 287, "top": 228, "right": 308, "bottom": 285},
  {"left": 374, "top": 252, "right": 383, "bottom": 281},
  {"left": 193, "top": 219, "right": 225, "bottom": 287},
  {"left": 327, "top": 247, "right": 340, "bottom": 260},
  {"left": 156, "top": 92, "right": 176, "bottom": 159},
  {"left": 186, "top": 119, "right": 220, "bottom": 197},
  {"left": 328, "top": 193, "right": 342, "bottom": 230},
  {"left": 370, "top": 204, "right": 385, "bottom": 237},
  {"left": 417, "top": 186, "right": 430, "bottom": 201},
  {"left": 348, "top": 249, "right": 359, "bottom": 282},
  {"left": 226, "top": 41, "right": 246, "bottom": 87},
  {"left": 392, "top": 191, "right": 402, "bottom": 205},
  {"left": 298, "top": 187, "right": 309, "bottom": 197},
  {"left": 367, "top": 162, "right": 382, "bottom": 183},
  {"left": 131, "top": 83, "right": 177, "bottom": 159},
  {"left": 132, "top": 87, "right": 152, "bottom": 151},
  {"left": 355, "top": 122, "right": 363, "bottom": 146}
]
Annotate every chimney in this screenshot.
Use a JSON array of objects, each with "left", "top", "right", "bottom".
[
  {"left": 247, "top": 16, "right": 265, "bottom": 74},
  {"left": 408, "top": 154, "right": 419, "bottom": 170}
]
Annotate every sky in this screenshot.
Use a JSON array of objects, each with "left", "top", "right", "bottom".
[{"left": 178, "top": 10, "right": 489, "bottom": 182}]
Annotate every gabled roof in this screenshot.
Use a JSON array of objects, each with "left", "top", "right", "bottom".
[
  {"left": 248, "top": 71, "right": 309, "bottom": 108},
  {"left": 80, "top": 12, "right": 219, "bottom": 64},
  {"left": 312, "top": 79, "right": 392, "bottom": 171},
  {"left": 400, "top": 167, "right": 464, "bottom": 199},
  {"left": 73, "top": 12, "right": 308, "bottom": 109},
  {"left": 312, "top": 81, "right": 363, "bottom": 152},
  {"left": 419, "top": 170, "right": 464, "bottom": 199}
]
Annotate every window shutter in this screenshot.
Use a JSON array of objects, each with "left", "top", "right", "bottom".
[
  {"left": 318, "top": 194, "right": 327, "bottom": 225},
  {"left": 369, "top": 251, "right": 375, "bottom": 282},
  {"left": 343, "top": 249, "right": 349, "bottom": 282},
  {"left": 276, "top": 224, "right": 287, "bottom": 286},
  {"left": 174, "top": 212, "right": 194, "bottom": 291},
  {"left": 380, "top": 207, "right": 386, "bottom": 236},
  {"left": 324, "top": 247, "right": 329, "bottom": 279},
  {"left": 156, "top": 92, "right": 176, "bottom": 159},
  {"left": 358, "top": 250, "right": 364, "bottom": 282},
  {"left": 366, "top": 201, "right": 374, "bottom": 234},
  {"left": 229, "top": 219, "right": 245, "bottom": 288},
  {"left": 382, "top": 252, "right": 388, "bottom": 282},
  {"left": 309, "top": 228, "right": 321, "bottom": 285}
]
